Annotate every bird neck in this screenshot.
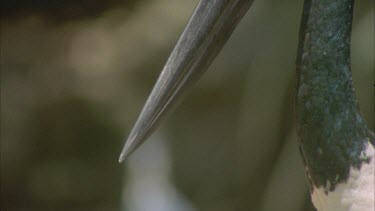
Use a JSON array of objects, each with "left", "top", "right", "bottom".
[{"left": 296, "top": 0, "right": 374, "bottom": 192}]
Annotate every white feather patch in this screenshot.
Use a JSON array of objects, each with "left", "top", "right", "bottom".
[{"left": 311, "top": 141, "right": 374, "bottom": 211}]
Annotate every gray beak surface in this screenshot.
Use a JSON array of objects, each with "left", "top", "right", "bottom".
[{"left": 119, "top": 0, "right": 253, "bottom": 162}]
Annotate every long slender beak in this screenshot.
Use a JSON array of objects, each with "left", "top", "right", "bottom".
[{"left": 119, "top": 0, "right": 253, "bottom": 162}]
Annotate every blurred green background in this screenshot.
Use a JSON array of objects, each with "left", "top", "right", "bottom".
[{"left": 1, "top": 0, "right": 373, "bottom": 211}]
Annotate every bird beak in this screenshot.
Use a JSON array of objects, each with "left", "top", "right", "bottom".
[{"left": 119, "top": 0, "right": 253, "bottom": 162}]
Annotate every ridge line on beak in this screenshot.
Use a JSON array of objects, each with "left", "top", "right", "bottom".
[{"left": 119, "top": 0, "right": 254, "bottom": 162}]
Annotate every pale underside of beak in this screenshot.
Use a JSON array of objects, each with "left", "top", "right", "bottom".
[{"left": 119, "top": 0, "right": 254, "bottom": 163}]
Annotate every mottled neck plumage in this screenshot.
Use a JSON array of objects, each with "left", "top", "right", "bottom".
[{"left": 296, "top": 0, "right": 374, "bottom": 191}]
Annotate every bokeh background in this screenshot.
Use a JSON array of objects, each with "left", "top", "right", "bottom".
[{"left": 1, "top": 0, "right": 374, "bottom": 211}]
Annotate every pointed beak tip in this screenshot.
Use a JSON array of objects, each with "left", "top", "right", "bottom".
[
  {"left": 118, "top": 155, "right": 125, "bottom": 164},
  {"left": 117, "top": 0, "right": 252, "bottom": 164},
  {"left": 118, "top": 137, "right": 137, "bottom": 163},
  {"left": 118, "top": 145, "right": 130, "bottom": 164},
  {"left": 118, "top": 148, "right": 131, "bottom": 163}
]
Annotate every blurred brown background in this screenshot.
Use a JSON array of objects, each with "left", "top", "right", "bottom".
[{"left": 1, "top": 0, "right": 373, "bottom": 211}]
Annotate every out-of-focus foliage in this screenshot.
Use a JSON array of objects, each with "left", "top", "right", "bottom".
[
  {"left": 1, "top": 0, "right": 373, "bottom": 211},
  {"left": 1, "top": 0, "right": 142, "bottom": 22}
]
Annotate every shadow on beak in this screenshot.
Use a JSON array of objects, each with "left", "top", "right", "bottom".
[{"left": 119, "top": 0, "right": 253, "bottom": 162}]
